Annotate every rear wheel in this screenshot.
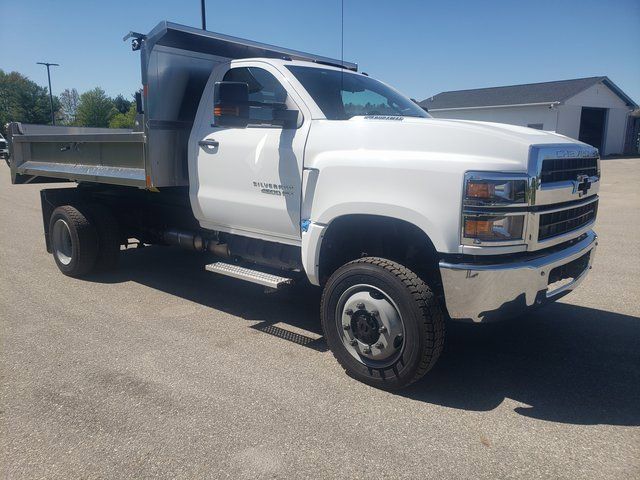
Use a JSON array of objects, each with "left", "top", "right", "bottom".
[
  {"left": 321, "top": 257, "right": 445, "bottom": 390},
  {"left": 49, "top": 205, "right": 98, "bottom": 277}
]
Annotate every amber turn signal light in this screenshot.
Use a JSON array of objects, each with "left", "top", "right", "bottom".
[
  {"left": 464, "top": 219, "right": 492, "bottom": 237},
  {"left": 466, "top": 181, "right": 495, "bottom": 199},
  {"left": 214, "top": 105, "right": 240, "bottom": 116}
]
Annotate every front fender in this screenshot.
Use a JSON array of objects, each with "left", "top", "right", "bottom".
[{"left": 300, "top": 165, "right": 459, "bottom": 285}]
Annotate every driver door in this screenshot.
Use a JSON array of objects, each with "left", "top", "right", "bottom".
[{"left": 191, "top": 63, "right": 308, "bottom": 244}]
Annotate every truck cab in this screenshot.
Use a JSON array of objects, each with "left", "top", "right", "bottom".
[
  {"left": 190, "top": 56, "right": 598, "bottom": 314},
  {"left": 7, "top": 21, "right": 599, "bottom": 390}
]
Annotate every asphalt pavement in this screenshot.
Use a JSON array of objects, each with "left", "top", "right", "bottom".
[{"left": 1, "top": 158, "right": 639, "bottom": 479}]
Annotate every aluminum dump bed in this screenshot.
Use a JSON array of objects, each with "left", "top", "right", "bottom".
[
  {"left": 8, "top": 123, "right": 146, "bottom": 187},
  {"left": 8, "top": 21, "right": 357, "bottom": 189}
]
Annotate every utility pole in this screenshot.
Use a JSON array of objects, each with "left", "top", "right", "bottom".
[
  {"left": 37, "top": 62, "right": 59, "bottom": 125},
  {"left": 201, "top": 0, "right": 206, "bottom": 30}
]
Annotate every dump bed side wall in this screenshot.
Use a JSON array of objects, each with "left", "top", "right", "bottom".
[{"left": 8, "top": 123, "right": 147, "bottom": 187}]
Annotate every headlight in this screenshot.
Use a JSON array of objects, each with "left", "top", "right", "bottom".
[
  {"left": 464, "top": 174, "right": 527, "bottom": 206},
  {"left": 463, "top": 214, "right": 525, "bottom": 242},
  {"left": 461, "top": 173, "right": 529, "bottom": 245}
]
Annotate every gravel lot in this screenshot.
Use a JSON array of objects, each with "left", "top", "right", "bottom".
[{"left": 1, "top": 158, "right": 639, "bottom": 479}]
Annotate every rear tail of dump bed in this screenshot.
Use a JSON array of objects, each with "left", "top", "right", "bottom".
[{"left": 8, "top": 20, "right": 357, "bottom": 189}]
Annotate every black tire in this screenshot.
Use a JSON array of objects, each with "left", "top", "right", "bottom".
[
  {"left": 321, "top": 257, "right": 445, "bottom": 390},
  {"left": 85, "top": 204, "right": 121, "bottom": 272},
  {"left": 49, "top": 205, "right": 98, "bottom": 277}
]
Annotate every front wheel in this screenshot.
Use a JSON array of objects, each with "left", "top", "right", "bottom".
[{"left": 321, "top": 257, "right": 445, "bottom": 390}]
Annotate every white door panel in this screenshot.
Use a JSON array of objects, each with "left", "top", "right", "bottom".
[
  {"left": 196, "top": 126, "right": 303, "bottom": 239},
  {"left": 191, "top": 61, "right": 310, "bottom": 242}
]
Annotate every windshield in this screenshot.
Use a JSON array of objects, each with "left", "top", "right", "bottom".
[{"left": 286, "top": 66, "right": 428, "bottom": 120}]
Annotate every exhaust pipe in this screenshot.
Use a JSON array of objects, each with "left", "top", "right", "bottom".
[
  {"left": 163, "top": 229, "right": 206, "bottom": 251},
  {"left": 163, "top": 229, "right": 229, "bottom": 257}
]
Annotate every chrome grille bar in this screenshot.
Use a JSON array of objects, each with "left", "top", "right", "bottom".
[
  {"left": 538, "top": 200, "right": 598, "bottom": 241},
  {"left": 539, "top": 157, "right": 599, "bottom": 184}
]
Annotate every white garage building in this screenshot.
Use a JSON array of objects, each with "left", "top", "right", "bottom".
[{"left": 420, "top": 77, "right": 638, "bottom": 156}]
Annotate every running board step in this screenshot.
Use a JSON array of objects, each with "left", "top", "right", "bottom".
[{"left": 205, "top": 262, "right": 293, "bottom": 289}]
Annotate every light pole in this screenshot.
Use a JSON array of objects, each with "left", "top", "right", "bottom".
[
  {"left": 200, "top": 0, "right": 206, "bottom": 30},
  {"left": 37, "top": 62, "right": 59, "bottom": 125}
]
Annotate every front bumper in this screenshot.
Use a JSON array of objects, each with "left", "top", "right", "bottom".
[{"left": 439, "top": 231, "right": 597, "bottom": 322}]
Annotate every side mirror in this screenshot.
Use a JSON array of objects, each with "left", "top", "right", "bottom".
[{"left": 214, "top": 81, "right": 249, "bottom": 128}]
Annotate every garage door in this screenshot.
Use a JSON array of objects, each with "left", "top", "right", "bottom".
[{"left": 578, "top": 107, "right": 607, "bottom": 152}]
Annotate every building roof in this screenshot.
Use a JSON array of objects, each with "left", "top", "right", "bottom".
[{"left": 420, "top": 76, "right": 638, "bottom": 111}]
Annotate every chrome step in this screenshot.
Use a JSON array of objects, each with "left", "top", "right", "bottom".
[{"left": 205, "top": 262, "right": 293, "bottom": 289}]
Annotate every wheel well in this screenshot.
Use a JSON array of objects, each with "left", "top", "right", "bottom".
[{"left": 318, "top": 215, "right": 442, "bottom": 290}]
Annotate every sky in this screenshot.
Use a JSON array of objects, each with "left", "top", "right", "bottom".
[{"left": 1, "top": 0, "right": 639, "bottom": 104}]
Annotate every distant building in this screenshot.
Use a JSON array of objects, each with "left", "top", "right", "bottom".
[{"left": 420, "top": 77, "right": 638, "bottom": 156}]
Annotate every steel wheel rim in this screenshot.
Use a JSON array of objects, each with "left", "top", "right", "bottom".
[
  {"left": 52, "top": 219, "right": 73, "bottom": 266},
  {"left": 335, "top": 284, "right": 406, "bottom": 368}
]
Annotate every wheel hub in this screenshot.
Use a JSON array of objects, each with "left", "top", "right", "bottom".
[
  {"left": 337, "top": 285, "right": 405, "bottom": 367},
  {"left": 351, "top": 310, "right": 380, "bottom": 345},
  {"left": 52, "top": 219, "right": 73, "bottom": 266}
]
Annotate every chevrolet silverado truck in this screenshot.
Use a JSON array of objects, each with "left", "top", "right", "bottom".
[{"left": 7, "top": 22, "right": 599, "bottom": 389}]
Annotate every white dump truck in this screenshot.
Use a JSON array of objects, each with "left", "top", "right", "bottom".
[{"left": 7, "top": 21, "right": 600, "bottom": 389}]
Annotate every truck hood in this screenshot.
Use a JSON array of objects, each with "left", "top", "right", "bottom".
[
  {"left": 304, "top": 116, "right": 585, "bottom": 172},
  {"left": 302, "top": 116, "right": 593, "bottom": 254}
]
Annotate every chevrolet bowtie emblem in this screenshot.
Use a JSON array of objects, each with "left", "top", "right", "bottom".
[{"left": 574, "top": 174, "right": 592, "bottom": 196}]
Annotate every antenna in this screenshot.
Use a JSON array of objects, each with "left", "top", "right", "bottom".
[
  {"left": 340, "top": 0, "right": 344, "bottom": 98},
  {"left": 341, "top": 0, "right": 344, "bottom": 67}
]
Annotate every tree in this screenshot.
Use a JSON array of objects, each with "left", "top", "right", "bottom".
[
  {"left": 76, "top": 87, "right": 116, "bottom": 127},
  {"left": 112, "top": 94, "right": 132, "bottom": 115},
  {"left": 109, "top": 103, "right": 137, "bottom": 129},
  {"left": 59, "top": 88, "right": 80, "bottom": 125},
  {"left": 0, "top": 69, "right": 61, "bottom": 136}
]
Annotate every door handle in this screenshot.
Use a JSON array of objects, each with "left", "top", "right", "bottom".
[{"left": 199, "top": 139, "right": 219, "bottom": 149}]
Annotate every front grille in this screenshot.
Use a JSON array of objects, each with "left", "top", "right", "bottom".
[
  {"left": 538, "top": 200, "right": 598, "bottom": 241},
  {"left": 540, "top": 157, "right": 598, "bottom": 183}
]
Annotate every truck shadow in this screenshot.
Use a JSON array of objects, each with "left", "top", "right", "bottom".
[
  {"left": 403, "top": 305, "right": 640, "bottom": 426},
  {"left": 89, "top": 245, "right": 325, "bottom": 339},
  {"left": 90, "top": 246, "right": 640, "bottom": 427}
]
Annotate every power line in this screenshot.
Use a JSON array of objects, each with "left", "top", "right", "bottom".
[{"left": 37, "top": 62, "right": 59, "bottom": 126}]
